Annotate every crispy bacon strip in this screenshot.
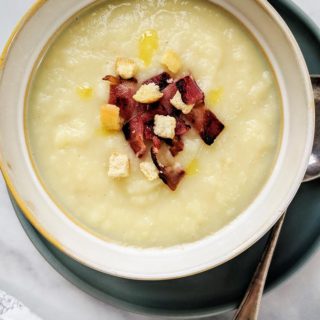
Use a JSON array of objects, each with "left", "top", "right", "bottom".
[
  {"left": 151, "top": 116, "right": 190, "bottom": 157},
  {"left": 166, "top": 118, "right": 190, "bottom": 156},
  {"left": 108, "top": 79, "right": 138, "bottom": 121},
  {"left": 176, "top": 76, "right": 204, "bottom": 105},
  {"left": 169, "top": 136, "right": 184, "bottom": 157},
  {"left": 103, "top": 75, "right": 147, "bottom": 157},
  {"left": 151, "top": 147, "right": 185, "bottom": 191},
  {"left": 123, "top": 115, "right": 146, "bottom": 158},
  {"left": 159, "top": 82, "right": 177, "bottom": 115},
  {"left": 175, "top": 117, "right": 191, "bottom": 136},
  {"left": 144, "top": 122, "right": 154, "bottom": 141},
  {"left": 102, "top": 75, "right": 120, "bottom": 85},
  {"left": 143, "top": 72, "right": 172, "bottom": 91},
  {"left": 186, "top": 104, "right": 224, "bottom": 145},
  {"left": 141, "top": 103, "right": 167, "bottom": 123},
  {"left": 152, "top": 136, "right": 162, "bottom": 152}
]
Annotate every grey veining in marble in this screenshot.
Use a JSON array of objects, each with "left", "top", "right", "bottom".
[{"left": 0, "top": 0, "right": 319, "bottom": 319}]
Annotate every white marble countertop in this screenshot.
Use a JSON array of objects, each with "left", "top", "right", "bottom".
[{"left": 0, "top": 1, "right": 319, "bottom": 319}]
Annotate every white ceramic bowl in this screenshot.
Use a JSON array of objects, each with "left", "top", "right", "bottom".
[{"left": 0, "top": 0, "right": 314, "bottom": 280}]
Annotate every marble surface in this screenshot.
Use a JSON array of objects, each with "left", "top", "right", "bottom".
[{"left": 0, "top": 0, "right": 319, "bottom": 319}]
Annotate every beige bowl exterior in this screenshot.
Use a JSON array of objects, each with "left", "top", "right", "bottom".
[{"left": 0, "top": 0, "right": 314, "bottom": 280}]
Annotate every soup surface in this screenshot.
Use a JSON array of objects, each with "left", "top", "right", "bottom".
[{"left": 28, "top": 0, "right": 281, "bottom": 247}]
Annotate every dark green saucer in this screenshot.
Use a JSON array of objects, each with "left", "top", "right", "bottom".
[{"left": 12, "top": 0, "right": 320, "bottom": 318}]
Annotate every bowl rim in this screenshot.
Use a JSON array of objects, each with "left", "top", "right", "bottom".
[
  {"left": 0, "top": 0, "right": 315, "bottom": 280},
  {"left": 0, "top": 0, "right": 70, "bottom": 255}
]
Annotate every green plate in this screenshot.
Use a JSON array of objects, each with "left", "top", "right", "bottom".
[{"left": 12, "top": 0, "right": 320, "bottom": 318}]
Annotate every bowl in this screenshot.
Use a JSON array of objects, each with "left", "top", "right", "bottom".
[{"left": 0, "top": 0, "right": 314, "bottom": 280}]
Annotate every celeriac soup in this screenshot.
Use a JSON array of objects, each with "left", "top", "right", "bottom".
[{"left": 27, "top": 0, "right": 282, "bottom": 247}]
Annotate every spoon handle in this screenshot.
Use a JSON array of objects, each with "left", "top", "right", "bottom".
[{"left": 233, "top": 212, "right": 286, "bottom": 320}]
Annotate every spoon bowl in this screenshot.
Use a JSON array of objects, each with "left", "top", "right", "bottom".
[{"left": 304, "top": 76, "right": 320, "bottom": 182}]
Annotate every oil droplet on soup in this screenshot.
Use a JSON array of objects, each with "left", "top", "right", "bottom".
[
  {"left": 76, "top": 83, "right": 93, "bottom": 99},
  {"left": 139, "top": 30, "right": 159, "bottom": 66},
  {"left": 186, "top": 159, "right": 200, "bottom": 176},
  {"left": 207, "top": 88, "right": 224, "bottom": 107}
]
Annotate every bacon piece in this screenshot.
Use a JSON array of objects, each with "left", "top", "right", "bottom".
[
  {"left": 175, "top": 117, "right": 191, "bottom": 136},
  {"left": 152, "top": 136, "right": 162, "bottom": 152},
  {"left": 176, "top": 76, "right": 204, "bottom": 105},
  {"left": 103, "top": 75, "right": 147, "bottom": 157},
  {"left": 166, "top": 118, "right": 190, "bottom": 156},
  {"left": 144, "top": 120, "right": 163, "bottom": 144},
  {"left": 141, "top": 103, "right": 167, "bottom": 123},
  {"left": 186, "top": 104, "right": 224, "bottom": 145},
  {"left": 169, "top": 136, "right": 184, "bottom": 157},
  {"left": 159, "top": 82, "right": 177, "bottom": 114},
  {"left": 123, "top": 115, "right": 146, "bottom": 158},
  {"left": 102, "top": 75, "right": 120, "bottom": 85},
  {"left": 147, "top": 116, "right": 190, "bottom": 156},
  {"left": 144, "top": 122, "right": 154, "bottom": 141},
  {"left": 108, "top": 79, "right": 138, "bottom": 121},
  {"left": 151, "top": 147, "right": 185, "bottom": 191},
  {"left": 141, "top": 103, "right": 169, "bottom": 156},
  {"left": 143, "top": 72, "right": 172, "bottom": 91}
]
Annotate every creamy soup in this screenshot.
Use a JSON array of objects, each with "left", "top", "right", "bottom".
[{"left": 27, "top": 0, "right": 281, "bottom": 247}]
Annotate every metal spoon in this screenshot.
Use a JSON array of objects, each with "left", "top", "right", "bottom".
[{"left": 233, "top": 75, "right": 320, "bottom": 320}]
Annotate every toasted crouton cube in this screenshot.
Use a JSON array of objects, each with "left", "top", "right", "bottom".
[
  {"left": 100, "top": 104, "right": 121, "bottom": 131},
  {"left": 115, "top": 58, "right": 137, "bottom": 79},
  {"left": 170, "top": 91, "right": 194, "bottom": 114},
  {"left": 153, "top": 115, "right": 176, "bottom": 139},
  {"left": 108, "top": 153, "right": 130, "bottom": 178},
  {"left": 140, "top": 162, "right": 158, "bottom": 181},
  {"left": 133, "top": 83, "right": 163, "bottom": 103},
  {"left": 161, "top": 50, "right": 182, "bottom": 74}
]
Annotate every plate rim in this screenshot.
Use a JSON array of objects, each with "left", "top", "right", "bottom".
[{"left": 13, "top": 193, "right": 320, "bottom": 319}]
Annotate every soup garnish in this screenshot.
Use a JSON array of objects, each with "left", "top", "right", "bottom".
[{"left": 102, "top": 54, "right": 224, "bottom": 190}]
